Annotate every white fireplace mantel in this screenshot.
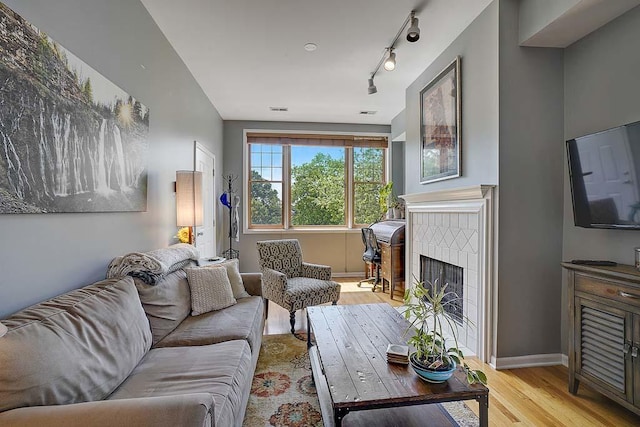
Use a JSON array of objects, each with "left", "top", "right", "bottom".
[{"left": 400, "top": 185, "right": 495, "bottom": 204}]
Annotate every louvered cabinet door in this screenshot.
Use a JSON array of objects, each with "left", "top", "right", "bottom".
[
  {"left": 575, "top": 297, "right": 633, "bottom": 403},
  {"left": 634, "top": 314, "right": 640, "bottom": 406}
]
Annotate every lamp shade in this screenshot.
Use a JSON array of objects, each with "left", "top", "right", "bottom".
[
  {"left": 176, "top": 170, "right": 204, "bottom": 227},
  {"left": 0, "top": 322, "right": 7, "bottom": 338}
]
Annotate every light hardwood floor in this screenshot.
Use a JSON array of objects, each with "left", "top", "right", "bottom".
[{"left": 263, "top": 278, "right": 640, "bottom": 426}]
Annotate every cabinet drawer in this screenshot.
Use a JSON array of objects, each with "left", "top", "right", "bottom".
[
  {"left": 576, "top": 274, "right": 640, "bottom": 309},
  {"left": 381, "top": 265, "right": 391, "bottom": 280},
  {"left": 380, "top": 245, "right": 391, "bottom": 268},
  {"left": 380, "top": 244, "right": 391, "bottom": 257}
]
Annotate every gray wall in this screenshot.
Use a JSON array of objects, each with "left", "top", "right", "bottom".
[
  {"left": 561, "top": 5, "right": 640, "bottom": 352},
  {"left": 392, "top": 141, "right": 405, "bottom": 196},
  {"left": 391, "top": 110, "right": 406, "bottom": 141},
  {"left": 404, "top": 2, "right": 499, "bottom": 195},
  {"left": 391, "top": 110, "right": 406, "bottom": 195},
  {"left": 497, "top": 0, "right": 565, "bottom": 358},
  {"left": 223, "top": 120, "right": 390, "bottom": 273},
  {"left": 403, "top": 0, "right": 565, "bottom": 359},
  {"left": 0, "top": 0, "right": 223, "bottom": 317}
]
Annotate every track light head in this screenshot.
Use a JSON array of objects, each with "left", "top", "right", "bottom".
[
  {"left": 383, "top": 49, "right": 396, "bottom": 71},
  {"left": 407, "top": 14, "right": 420, "bottom": 42},
  {"left": 368, "top": 77, "right": 377, "bottom": 95}
]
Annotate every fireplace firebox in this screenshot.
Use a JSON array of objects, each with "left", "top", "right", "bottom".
[{"left": 420, "top": 255, "right": 463, "bottom": 324}]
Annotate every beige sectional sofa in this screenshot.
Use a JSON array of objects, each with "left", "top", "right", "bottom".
[{"left": 0, "top": 262, "right": 265, "bottom": 427}]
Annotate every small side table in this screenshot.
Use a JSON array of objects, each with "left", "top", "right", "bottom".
[{"left": 197, "top": 257, "right": 226, "bottom": 267}]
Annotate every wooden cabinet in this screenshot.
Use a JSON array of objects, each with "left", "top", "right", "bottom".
[
  {"left": 564, "top": 262, "right": 640, "bottom": 415},
  {"left": 379, "top": 242, "right": 404, "bottom": 300}
]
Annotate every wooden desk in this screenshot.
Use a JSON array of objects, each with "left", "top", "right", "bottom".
[
  {"left": 370, "top": 220, "right": 405, "bottom": 300},
  {"left": 380, "top": 241, "right": 404, "bottom": 300},
  {"left": 307, "top": 304, "right": 489, "bottom": 426}
]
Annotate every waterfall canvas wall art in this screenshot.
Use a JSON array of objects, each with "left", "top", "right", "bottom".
[{"left": 0, "top": 3, "right": 149, "bottom": 213}]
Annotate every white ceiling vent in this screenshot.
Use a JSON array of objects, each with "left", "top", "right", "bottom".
[
  {"left": 359, "top": 110, "right": 377, "bottom": 115},
  {"left": 269, "top": 107, "right": 288, "bottom": 112}
]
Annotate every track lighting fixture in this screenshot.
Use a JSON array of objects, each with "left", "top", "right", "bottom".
[
  {"left": 407, "top": 12, "right": 420, "bottom": 42},
  {"left": 368, "top": 77, "right": 377, "bottom": 95},
  {"left": 384, "top": 49, "right": 396, "bottom": 71},
  {"left": 367, "top": 10, "right": 420, "bottom": 94}
]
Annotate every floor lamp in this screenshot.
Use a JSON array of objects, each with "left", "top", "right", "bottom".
[{"left": 176, "top": 170, "right": 204, "bottom": 245}]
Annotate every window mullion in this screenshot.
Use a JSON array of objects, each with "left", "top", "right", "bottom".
[
  {"left": 346, "top": 147, "right": 354, "bottom": 229},
  {"left": 284, "top": 145, "right": 290, "bottom": 230}
]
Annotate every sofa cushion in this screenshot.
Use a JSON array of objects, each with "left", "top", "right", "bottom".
[
  {"left": 0, "top": 277, "right": 152, "bottom": 413},
  {"left": 156, "top": 296, "right": 264, "bottom": 353},
  {"left": 285, "top": 276, "right": 341, "bottom": 311},
  {"left": 133, "top": 269, "right": 192, "bottom": 345},
  {"left": 186, "top": 266, "right": 237, "bottom": 315},
  {"left": 108, "top": 340, "right": 253, "bottom": 427}
]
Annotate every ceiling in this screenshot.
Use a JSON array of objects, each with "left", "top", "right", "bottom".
[{"left": 140, "top": 0, "right": 493, "bottom": 125}]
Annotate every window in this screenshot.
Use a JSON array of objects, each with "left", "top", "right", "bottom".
[
  {"left": 248, "top": 144, "right": 283, "bottom": 226},
  {"left": 353, "top": 147, "right": 385, "bottom": 225},
  {"left": 291, "top": 145, "right": 345, "bottom": 226},
  {"left": 246, "top": 133, "right": 388, "bottom": 230}
]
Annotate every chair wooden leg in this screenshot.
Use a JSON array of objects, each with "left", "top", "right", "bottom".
[
  {"left": 264, "top": 299, "right": 269, "bottom": 318},
  {"left": 290, "top": 311, "right": 296, "bottom": 334},
  {"left": 332, "top": 301, "right": 337, "bottom": 305}
]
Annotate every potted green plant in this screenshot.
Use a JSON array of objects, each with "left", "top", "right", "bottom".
[
  {"left": 392, "top": 198, "right": 404, "bottom": 219},
  {"left": 403, "top": 278, "right": 487, "bottom": 385}
]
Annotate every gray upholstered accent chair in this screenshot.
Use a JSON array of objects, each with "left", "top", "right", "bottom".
[{"left": 256, "top": 239, "right": 341, "bottom": 333}]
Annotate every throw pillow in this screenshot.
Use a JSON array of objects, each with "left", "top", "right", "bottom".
[
  {"left": 185, "top": 266, "right": 237, "bottom": 315},
  {"left": 201, "top": 259, "right": 250, "bottom": 299},
  {"left": 220, "top": 259, "right": 251, "bottom": 299}
]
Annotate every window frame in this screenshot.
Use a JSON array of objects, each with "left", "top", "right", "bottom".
[
  {"left": 351, "top": 146, "right": 388, "bottom": 228},
  {"left": 243, "top": 129, "right": 391, "bottom": 233},
  {"left": 247, "top": 143, "right": 285, "bottom": 229}
]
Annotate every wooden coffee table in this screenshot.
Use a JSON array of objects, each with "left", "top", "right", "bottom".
[{"left": 307, "top": 304, "right": 489, "bottom": 427}]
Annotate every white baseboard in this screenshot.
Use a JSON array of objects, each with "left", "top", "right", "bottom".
[
  {"left": 562, "top": 354, "right": 568, "bottom": 367},
  {"left": 491, "top": 353, "right": 564, "bottom": 370}
]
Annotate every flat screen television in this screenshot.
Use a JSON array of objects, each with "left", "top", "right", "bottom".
[{"left": 567, "top": 120, "right": 640, "bottom": 229}]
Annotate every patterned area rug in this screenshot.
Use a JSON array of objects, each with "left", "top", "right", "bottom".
[{"left": 243, "top": 334, "right": 479, "bottom": 427}]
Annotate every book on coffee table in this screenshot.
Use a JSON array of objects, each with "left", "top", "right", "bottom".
[{"left": 386, "top": 344, "right": 409, "bottom": 364}]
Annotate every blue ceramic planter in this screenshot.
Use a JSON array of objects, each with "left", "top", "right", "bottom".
[{"left": 410, "top": 353, "right": 456, "bottom": 383}]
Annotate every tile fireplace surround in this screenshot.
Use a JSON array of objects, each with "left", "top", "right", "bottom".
[{"left": 402, "top": 185, "right": 495, "bottom": 363}]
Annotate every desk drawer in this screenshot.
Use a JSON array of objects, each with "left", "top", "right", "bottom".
[
  {"left": 576, "top": 273, "right": 640, "bottom": 308},
  {"left": 381, "top": 245, "right": 391, "bottom": 268},
  {"left": 381, "top": 265, "right": 391, "bottom": 281}
]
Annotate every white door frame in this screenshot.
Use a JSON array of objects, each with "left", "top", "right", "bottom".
[{"left": 194, "top": 142, "right": 216, "bottom": 258}]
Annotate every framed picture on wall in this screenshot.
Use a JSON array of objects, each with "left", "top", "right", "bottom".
[
  {"left": 420, "top": 56, "right": 461, "bottom": 184},
  {"left": 0, "top": 2, "right": 149, "bottom": 214}
]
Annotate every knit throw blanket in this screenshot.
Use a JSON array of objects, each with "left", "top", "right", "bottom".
[{"left": 107, "top": 243, "right": 199, "bottom": 285}]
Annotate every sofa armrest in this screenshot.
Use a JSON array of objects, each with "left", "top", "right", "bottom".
[
  {"left": 241, "top": 272, "right": 263, "bottom": 296},
  {"left": 0, "top": 393, "right": 214, "bottom": 427},
  {"left": 301, "top": 262, "right": 332, "bottom": 280}
]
